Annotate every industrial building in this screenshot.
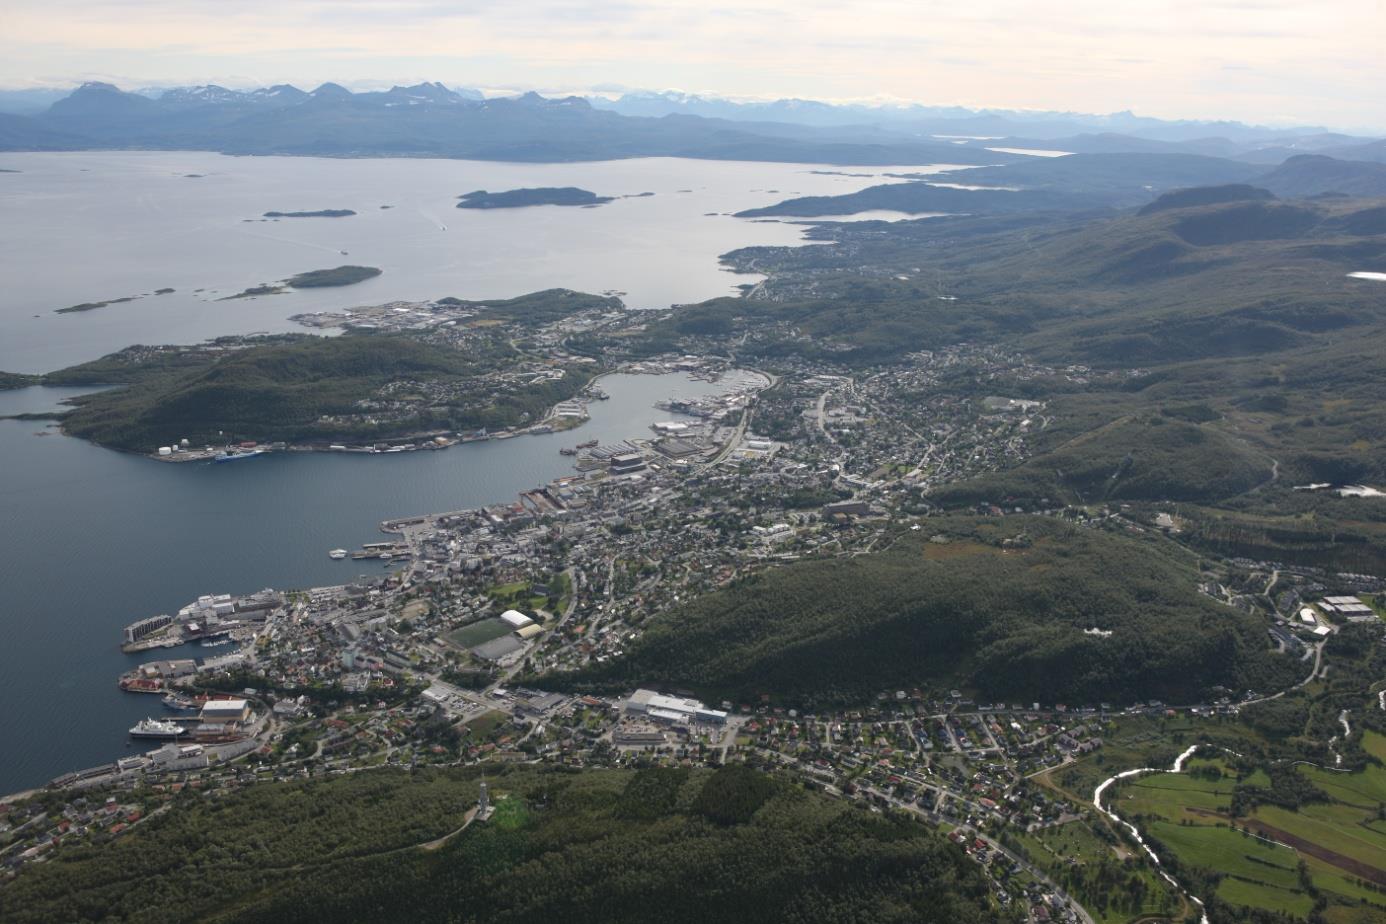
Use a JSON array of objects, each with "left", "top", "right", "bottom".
[
  {"left": 1321, "top": 596, "right": 1378, "bottom": 621},
  {"left": 623, "top": 688, "right": 728, "bottom": 725},
  {"left": 200, "top": 699, "right": 251, "bottom": 724},
  {"left": 608, "top": 452, "right": 647, "bottom": 475}
]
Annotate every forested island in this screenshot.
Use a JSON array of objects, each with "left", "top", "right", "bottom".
[
  {"left": 221, "top": 265, "right": 382, "bottom": 299},
  {"left": 262, "top": 209, "right": 356, "bottom": 218},
  {"left": 287, "top": 265, "right": 381, "bottom": 287},
  {"left": 456, "top": 187, "right": 615, "bottom": 209},
  {"left": 55, "top": 295, "right": 138, "bottom": 314}
]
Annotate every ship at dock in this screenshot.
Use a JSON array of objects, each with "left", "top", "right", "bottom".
[
  {"left": 214, "top": 448, "right": 266, "bottom": 463},
  {"left": 162, "top": 693, "right": 199, "bottom": 711},
  {"left": 129, "top": 717, "right": 187, "bottom": 739}
]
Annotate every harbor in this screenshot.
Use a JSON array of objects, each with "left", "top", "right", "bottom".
[{"left": 0, "top": 367, "right": 758, "bottom": 792}]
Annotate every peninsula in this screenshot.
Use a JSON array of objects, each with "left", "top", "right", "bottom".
[{"left": 39, "top": 288, "right": 625, "bottom": 454}]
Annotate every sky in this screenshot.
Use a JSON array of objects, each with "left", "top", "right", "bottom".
[{"left": 3, "top": 0, "right": 1384, "bottom": 131}]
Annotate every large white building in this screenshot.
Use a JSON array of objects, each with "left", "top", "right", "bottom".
[
  {"left": 500, "top": 609, "right": 534, "bottom": 629},
  {"left": 623, "top": 688, "right": 728, "bottom": 725},
  {"left": 200, "top": 698, "right": 251, "bottom": 724}
]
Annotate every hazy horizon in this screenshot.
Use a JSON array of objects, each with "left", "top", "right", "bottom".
[{"left": 4, "top": 0, "right": 1384, "bottom": 134}]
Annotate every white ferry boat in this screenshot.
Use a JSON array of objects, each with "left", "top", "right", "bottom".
[{"left": 129, "top": 717, "right": 186, "bottom": 739}]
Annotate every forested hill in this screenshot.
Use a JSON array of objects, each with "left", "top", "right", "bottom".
[
  {"left": 646, "top": 193, "right": 1386, "bottom": 369},
  {"left": 43, "top": 332, "right": 588, "bottom": 452},
  {"left": 543, "top": 517, "right": 1298, "bottom": 708},
  {"left": 736, "top": 153, "right": 1268, "bottom": 216},
  {"left": 0, "top": 764, "right": 997, "bottom": 924}
]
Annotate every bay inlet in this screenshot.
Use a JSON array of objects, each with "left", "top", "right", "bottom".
[{"left": 0, "top": 371, "right": 737, "bottom": 792}]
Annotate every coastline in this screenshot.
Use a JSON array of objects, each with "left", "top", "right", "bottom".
[{"left": 71, "top": 363, "right": 751, "bottom": 464}]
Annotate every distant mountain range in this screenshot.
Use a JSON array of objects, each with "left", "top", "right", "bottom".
[
  {"left": 590, "top": 89, "right": 1386, "bottom": 154},
  {"left": 0, "top": 81, "right": 1382, "bottom": 167},
  {"left": 737, "top": 152, "right": 1386, "bottom": 218},
  {"left": 0, "top": 81, "right": 1024, "bottom": 165}
]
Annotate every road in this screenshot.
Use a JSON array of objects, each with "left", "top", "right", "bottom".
[{"left": 705, "top": 407, "right": 752, "bottom": 467}]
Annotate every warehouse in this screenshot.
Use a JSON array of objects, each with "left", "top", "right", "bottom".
[
  {"left": 623, "top": 688, "right": 728, "bottom": 725},
  {"left": 200, "top": 699, "right": 250, "bottom": 724}
]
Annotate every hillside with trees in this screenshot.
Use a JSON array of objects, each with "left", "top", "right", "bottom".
[
  {"left": 546, "top": 517, "right": 1298, "bottom": 708},
  {"left": 0, "top": 765, "right": 997, "bottom": 924},
  {"left": 44, "top": 333, "right": 587, "bottom": 451}
]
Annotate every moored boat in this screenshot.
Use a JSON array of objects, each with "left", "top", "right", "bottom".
[
  {"left": 214, "top": 448, "right": 266, "bottom": 463},
  {"left": 130, "top": 717, "right": 186, "bottom": 739}
]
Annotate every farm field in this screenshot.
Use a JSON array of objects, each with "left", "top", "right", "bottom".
[{"left": 1113, "top": 753, "right": 1386, "bottom": 918}]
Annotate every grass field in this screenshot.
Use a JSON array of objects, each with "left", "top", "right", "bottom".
[
  {"left": 1114, "top": 756, "right": 1386, "bottom": 917},
  {"left": 446, "top": 618, "right": 513, "bottom": 649},
  {"left": 1150, "top": 820, "right": 1301, "bottom": 888},
  {"left": 1252, "top": 803, "right": 1386, "bottom": 880},
  {"left": 1363, "top": 731, "right": 1386, "bottom": 764},
  {"left": 463, "top": 710, "right": 510, "bottom": 738},
  {"left": 1216, "top": 875, "right": 1315, "bottom": 918},
  {"left": 487, "top": 581, "right": 529, "bottom": 600},
  {"left": 1115, "top": 767, "right": 1235, "bottom": 821}
]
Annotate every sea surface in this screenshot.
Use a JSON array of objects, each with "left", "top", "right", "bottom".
[
  {"left": 0, "top": 373, "right": 739, "bottom": 793},
  {"left": 0, "top": 152, "right": 945, "bottom": 792},
  {"left": 0, "top": 152, "right": 925, "bottom": 373}
]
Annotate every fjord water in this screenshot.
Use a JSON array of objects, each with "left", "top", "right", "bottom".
[
  {"left": 0, "top": 373, "right": 737, "bottom": 793},
  {"left": 0, "top": 152, "right": 922, "bottom": 790},
  {"left": 0, "top": 152, "right": 908, "bottom": 372}
]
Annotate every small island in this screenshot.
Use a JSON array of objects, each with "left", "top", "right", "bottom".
[
  {"left": 456, "top": 187, "right": 614, "bottom": 209},
  {"left": 286, "top": 265, "right": 382, "bottom": 288},
  {"left": 262, "top": 209, "right": 356, "bottom": 218},
  {"left": 220, "top": 284, "right": 286, "bottom": 300},
  {"left": 55, "top": 295, "right": 138, "bottom": 314},
  {"left": 221, "top": 266, "right": 382, "bottom": 300}
]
